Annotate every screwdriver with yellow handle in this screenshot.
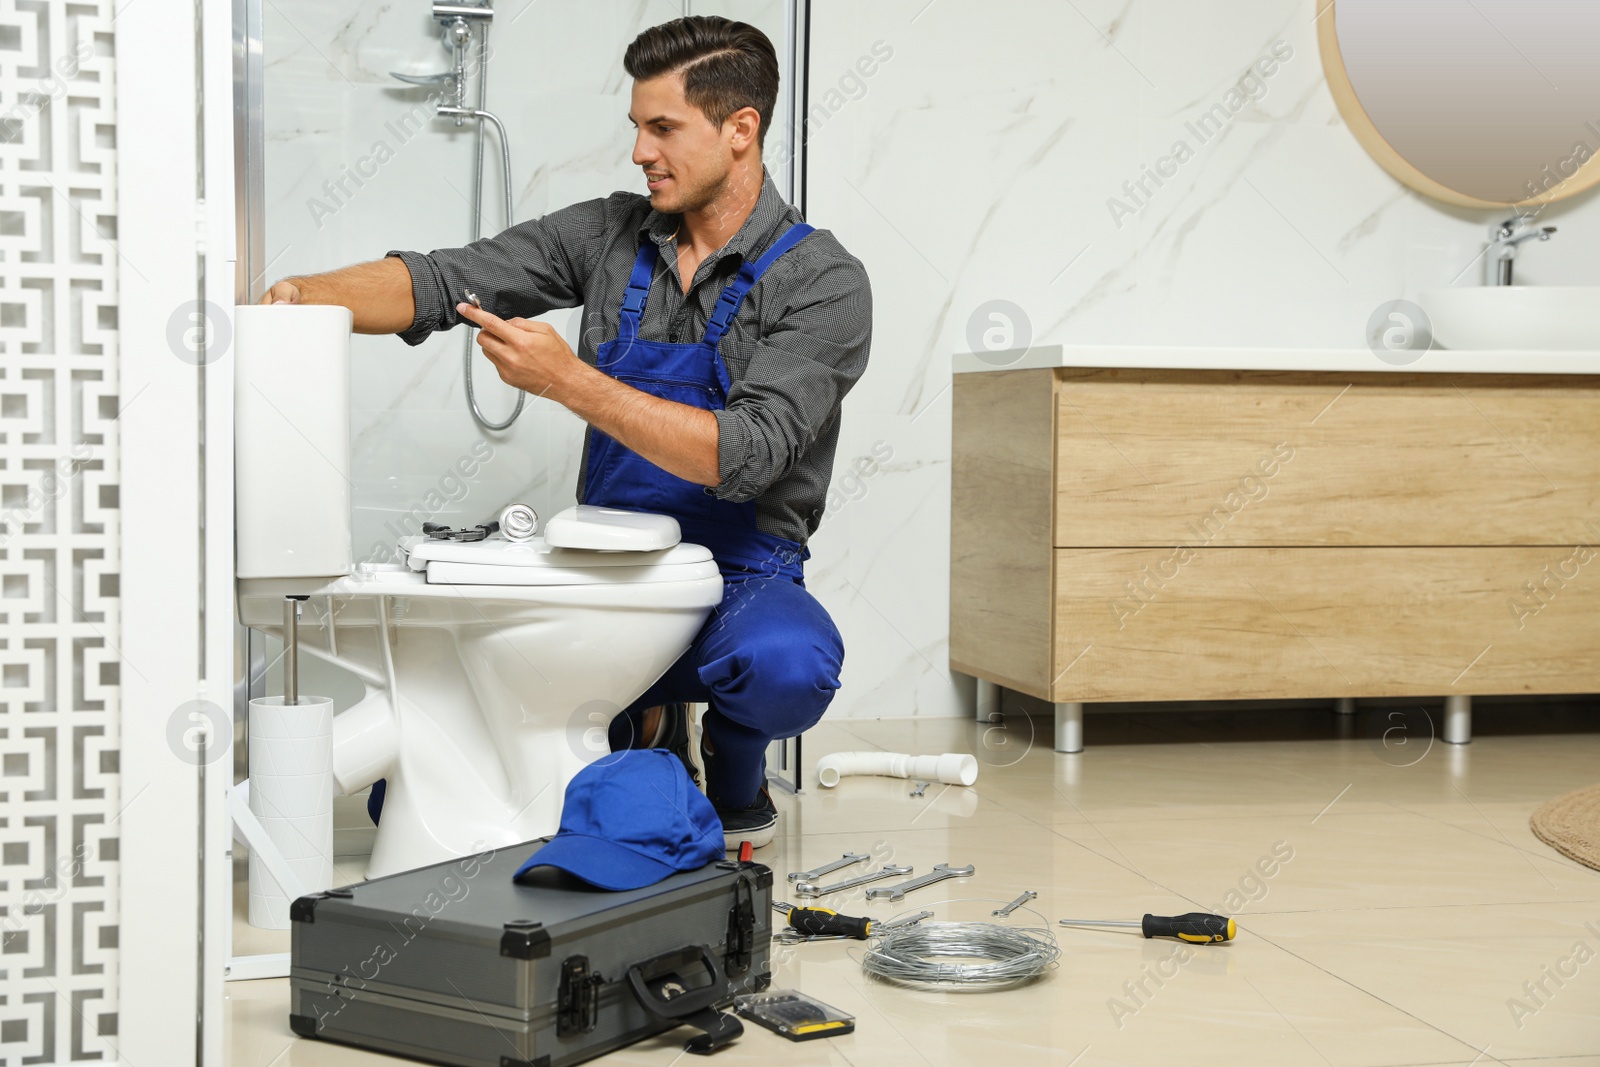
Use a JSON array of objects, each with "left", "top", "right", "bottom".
[
  {"left": 772, "top": 901, "right": 873, "bottom": 939},
  {"left": 1058, "top": 912, "right": 1236, "bottom": 944}
]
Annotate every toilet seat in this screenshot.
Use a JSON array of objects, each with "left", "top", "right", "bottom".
[{"left": 403, "top": 534, "right": 718, "bottom": 587}]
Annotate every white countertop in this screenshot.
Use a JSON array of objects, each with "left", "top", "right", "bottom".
[{"left": 952, "top": 344, "right": 1600, "bottom": 375}]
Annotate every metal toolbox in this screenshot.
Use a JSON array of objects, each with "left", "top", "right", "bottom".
[{"left": 288, "top": 838, "right": 772, "bottom": 1066}]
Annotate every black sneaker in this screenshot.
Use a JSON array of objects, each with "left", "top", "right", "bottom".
[
  {"left": 651, "top": 703, "right": 700, "bottom": 788},
  {"left": 714, "top": 785, "right": 778, "bottom": 850}
]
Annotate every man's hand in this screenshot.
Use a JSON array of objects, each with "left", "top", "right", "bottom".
[
  {"left": 455, "top": 300, "right": 720, "bottom": 486},
  {"left": 456, "top": 301, "right": 581, "bottom": 401},
  {"left": 260, "top": 279, "right": 301, "bottom": 304}
]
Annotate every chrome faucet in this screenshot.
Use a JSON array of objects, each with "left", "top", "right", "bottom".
[{"left": 1487, "top": 215, "right": 1556, "bottom": 286}]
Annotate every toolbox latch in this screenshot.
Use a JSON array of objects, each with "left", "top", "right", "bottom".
[
  {"left": 500, "top": 919, "right": 552, "bottom": 960},
  {"left": 724, "top": 874, "right": 755, "bottom": 975},
  {"left": 557, "top": 955, "right": 603, "bottom": 1037}
]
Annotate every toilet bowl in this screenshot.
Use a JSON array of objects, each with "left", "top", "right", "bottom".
[
  {"left": 236, "top": 513, "right": 722, "bottom": 879},
  {"left": 232, "top": 305, "right": 724, "bottom": 880}
]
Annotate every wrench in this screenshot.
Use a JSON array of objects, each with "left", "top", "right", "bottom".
[
  {"left": 909, "top": 781, "right": 931, "bottom": 798},
  {"left": 865, "top": 863, "right": 976, "bottom": 902},
  {"left": 794, "top": 864, "right": 913, "bottom": 898},
  {"left": 876, "top": 909, "right": 934, "bottom": 931},
  {"left": 991, "top": 890, "right": 1037, "bottom": 917},
  {"left": 787, "top": 852, "right": 870, "bottom": 884},
  {"left": 776, "top": 929, "right": 851, "bottom": 944}
]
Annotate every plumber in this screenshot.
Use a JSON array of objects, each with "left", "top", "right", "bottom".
[{"left": 259, "top": 16, "right": 873, "bottom": 849}]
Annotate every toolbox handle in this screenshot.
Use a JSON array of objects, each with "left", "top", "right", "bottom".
[{"left": 624, "top": 944, "right": 725, "bottom": 1019}]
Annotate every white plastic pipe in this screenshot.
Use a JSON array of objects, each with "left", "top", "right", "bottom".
[
  {"left": 814, "top": 751, "right": 979, "bottom": 789},
  {"left": 330, "top": 687, "right": 400, "bottom": 795}
]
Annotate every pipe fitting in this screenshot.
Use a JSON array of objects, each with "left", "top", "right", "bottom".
[
  {"left": 814, "top": 751, "right": 979, "bottom": 789},
  {"left": 331, "top": 687, "right": 399, "bottom": 795}
]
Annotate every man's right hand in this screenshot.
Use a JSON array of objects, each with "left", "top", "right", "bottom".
[
  {"left": 251, "top": 259, "right": 415, "bottom": 333},
  {"left": 259, "top": 279, "right": 301, "bottom": 304}
]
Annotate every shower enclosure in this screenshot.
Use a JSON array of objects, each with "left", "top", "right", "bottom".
[
  {"left": 238, "top": 0, "right": 806, "bottom": 556},
  {"left": 226, "top": 0, "right": 809, "bottom": 982}
]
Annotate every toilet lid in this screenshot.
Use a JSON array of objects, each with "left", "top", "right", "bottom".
[
  {"left": 401, "top": 535, "right": 717, "bottom": 587},
  {"left": 543, "top": 505, "right": 682, "bottom": 551}
]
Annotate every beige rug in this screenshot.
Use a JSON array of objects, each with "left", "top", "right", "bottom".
[{"left": 1530, "top": 783, "right": 1600, "bottom": 872}]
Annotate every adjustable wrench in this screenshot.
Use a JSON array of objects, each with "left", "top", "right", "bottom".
[
  {"left": 794, "top": 864, "right": 913, "bottom": 898},
  {"left": 865, "top": 863, "right": 976, "bottom": 902},
  {"left": 787, "top": 852, "right": 870, "bottom": 884}
]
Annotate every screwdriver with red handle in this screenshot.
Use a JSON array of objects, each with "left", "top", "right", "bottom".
[{"left": 1058, "top": 912, "right": 1236, "bottom": 944}]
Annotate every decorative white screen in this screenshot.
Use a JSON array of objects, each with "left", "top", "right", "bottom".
[{"left": 0, "top": 1, "right": 120, "bottom": 1062}]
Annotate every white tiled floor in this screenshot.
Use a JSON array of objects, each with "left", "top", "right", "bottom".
[{"left": 226, "top": 700, "right": 1600, "bottom": 1066}]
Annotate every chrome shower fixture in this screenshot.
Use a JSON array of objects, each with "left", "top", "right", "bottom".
[
  {"left": 389, "top": 4, "right": 494, "bottom": 117},
  {"left": 389, "top": 1, "right": 525, "bottom": 432}
]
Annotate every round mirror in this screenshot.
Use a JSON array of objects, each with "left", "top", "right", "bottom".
[{"left": 1318, "top": 0, "right": 1600, "bottom": 207}]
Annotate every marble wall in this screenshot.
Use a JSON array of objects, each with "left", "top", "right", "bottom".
[
  {"left": 261, "top": 0, "right": 1600, "bottom": 721},
  {"left": 797, "top": 0, "right": 1600, "bottom": 721}
]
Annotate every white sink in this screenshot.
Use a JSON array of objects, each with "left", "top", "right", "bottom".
[{"left": 1420, "top": 287, "right": 1600, "bottom": 351}]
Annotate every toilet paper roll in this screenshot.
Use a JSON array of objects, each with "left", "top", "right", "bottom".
[
  {"left": 247, "top": 695, "right": 334, "bottom": 930},
  {"left": 498, "top": 502, "right": 539, "bottom": 542}
]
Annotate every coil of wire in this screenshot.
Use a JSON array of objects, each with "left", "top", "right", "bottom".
[{"left": 860, "top": 920, "right": 1061, "bottom": 990}]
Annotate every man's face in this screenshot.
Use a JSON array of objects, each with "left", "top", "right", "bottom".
[{"left": 629, "top": 72, "right": 732, "bottom": 214}]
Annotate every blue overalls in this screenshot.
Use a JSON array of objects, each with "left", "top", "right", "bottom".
[
  {"left": 370, "top": 223, "right": 844, "bottom": 827},
  {"left": 593, "top": 222, "right": 844, "bottom": 809}
]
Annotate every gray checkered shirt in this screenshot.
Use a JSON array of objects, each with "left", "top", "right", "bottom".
[{"left": 386, "top": 168, "right": 872, "bottom": 546}]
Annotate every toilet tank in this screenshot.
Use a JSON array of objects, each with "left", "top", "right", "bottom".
[{"left": 234, "top": 304, "right": 353, "bottom": 579}]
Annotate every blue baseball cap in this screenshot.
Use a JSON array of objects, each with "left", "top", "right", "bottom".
[{"left": 513, "top": 749, "right": 725, "bottom": 891}]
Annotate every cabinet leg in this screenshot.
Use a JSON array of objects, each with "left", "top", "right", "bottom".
[
  {"left": 976, "top": 678, "right": 1001, "bottom": 723},
  {"left": 1055, "top": 702, "right": 1084, "bottom": 753},
  {"left": 1333, "top": 697, "right": 1356, "bottom": 715},
  {"left": 1442, "top": 695, "right": 1471, "bottom": 745}
]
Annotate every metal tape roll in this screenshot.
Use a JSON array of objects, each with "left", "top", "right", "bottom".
[{"left": 498, "top": 502, "right": 539, "bottom": 542}]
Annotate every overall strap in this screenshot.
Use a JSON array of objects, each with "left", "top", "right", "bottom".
[
  {"left": 703, "top": 223, "right": 815, "bottom": 348},
  {"left": 617, "top": 238, "right": 660, "bottom": 341}
]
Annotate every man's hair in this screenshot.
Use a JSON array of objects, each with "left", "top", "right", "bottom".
[{"left": 624, "top": 16, "right": 779, "bottom": 149}]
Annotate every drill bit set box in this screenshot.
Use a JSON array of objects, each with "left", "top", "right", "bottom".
[{"left": 286, "top": 838, "right": 773, "bottom": 1067}]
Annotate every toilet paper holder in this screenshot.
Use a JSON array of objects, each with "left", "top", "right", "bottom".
[{"left": 237, "top": 594, "right": 335, "bottom": 931}]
